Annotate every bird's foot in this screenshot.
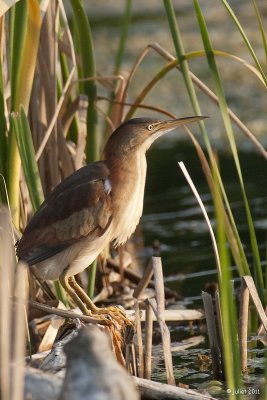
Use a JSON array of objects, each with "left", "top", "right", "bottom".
[
  {"left": 92, "top": 305, "right": 133, "bottom": 328},
  {"left": 84, "top": 306, "right": 134, "bottom": 366}
]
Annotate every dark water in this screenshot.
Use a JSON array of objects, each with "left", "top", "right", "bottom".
[
  {"left": 141, "top": 139, "right": 266, "bottom": 392},
  {"left": 142, "top": 139, "right": 266, "bottom": 300}
]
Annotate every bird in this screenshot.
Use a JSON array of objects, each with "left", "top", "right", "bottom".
[
  {"left": 59, "top": 325, "right": 140, "bottom": 400},
  {"left": 16, "top": 116, "right": 203, "bottom": 325}
]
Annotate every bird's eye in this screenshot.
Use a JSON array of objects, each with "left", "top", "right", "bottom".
[{"left": 148, "top": 124, "right": 153, "bottom": 131}]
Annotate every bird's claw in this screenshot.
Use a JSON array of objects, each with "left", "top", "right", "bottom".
[{"left": 92, "top": 306, "right": 134, "bottom": 329}]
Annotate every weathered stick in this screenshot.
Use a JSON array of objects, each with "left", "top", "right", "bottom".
[
  {"left": 126, "top": 343, "right": 137, "bottom": 376},
  {"left": 214, "top": 290, "right": 224, "bottom": 379},
  {"left": 133, "top": 261, "right": 153, "bottom": 299},
  {"left": 243, "top": 276, "right": 267, "bottom": 331},
  {"left": 133, "top": 376, "right": 217, "bottom": 400},
  {"left": 144, "top": 300, "right": 153, "bottom": 380},
  {"left": 202, "top": 291, "right": 221, "bottom": 379},
  {"left": 238, "top": 278, "right": 249, "bottom": 374},
  {"left": 151, "top": 257, "right": 175, "bottom": 386},
  {"left": 24, "top": 367, "right": 217, "bottom": 400},
  {"left": 135, "top": 308, "right": 203, "bottom": 322},
  {"left": 134, "top": 301, "right": 144, "bottom": 378},
  {"left": 106, "top": 257, "right": 179, "bottom": 299}
]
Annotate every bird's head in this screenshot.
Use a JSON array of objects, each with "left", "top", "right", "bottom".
[{"left": 104, "top": 116, "right": 205, "bottom": 159}]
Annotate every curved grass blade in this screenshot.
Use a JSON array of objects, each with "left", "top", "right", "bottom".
[
  {"left": 8, "top": 0, "right": 41, "bottom": 226},
  {"left": 69, "top": 0, "right": 98, "bottom": 163},
  {"left": 220, "top": 0, "right": 267, "bottom": 86},
  {"left": 252, "top": 0, "right": 267, "bottom": 63},
  {"left": 212, "top": 158, "right": 242, "bottom": 398},
  {"left": 193, "top": 0, "right": 264, "bottom": 302},
  {"left": 162, "top": 2, "right": 252, "bottom": 277},
  {"left": 11, "top": 106, "right": 44, "bottom": 212},
  {"left": 0, "top": 54, "right": 7, "bottom": 202},
  {"left": 114, "top": 0, "right": 132, "bottom": 75}
]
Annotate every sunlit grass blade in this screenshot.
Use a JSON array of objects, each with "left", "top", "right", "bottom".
[
  {"left": 0, "top": 57, "right": 7, "bottom": 202},
  {"left": 163, "top": 0, "right": 202, "bottom": 118},
  {"left": 8, "top": 0, "right": 41, "bottom": 226},
  {"left": 11, "top": 106, "right": 44, "bottom": 212},
  {"left": 69, "top": 0, "right": 98, "bottom": 163},
  {"left": 193, "top": 0, "right": 264, "bottom": 302},
  {"left": 252, "top": 0, "right": 267, "bottom": 63},
  {"left": 163, "top": 1, "right": 253, "bottom": 278},
  {"left": 114, "top": 0, "right": 132, "bottom": 75},
  {"left": 104, "top": 0, "right": 132, "bottom": 133},
  {"left": 185, "top": 127, "right": 250, "bottom": 277},
  {"left": 212, "top": 160, "right": 242, "bottom": 399},
  {"left": 220, "top": 0, "right": 267, "bottom": 86}
]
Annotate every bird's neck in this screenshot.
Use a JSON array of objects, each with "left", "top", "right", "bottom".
[
  {"left": 107, "top": 152, "right": 147, "bottom": 199},
  {"left": 107, "top": 152, "right": 147, "bottom": 245}
]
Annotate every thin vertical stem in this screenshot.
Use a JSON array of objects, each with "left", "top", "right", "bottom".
[{"left": 144, "top": 300, "right": 153, "bottom": 380}]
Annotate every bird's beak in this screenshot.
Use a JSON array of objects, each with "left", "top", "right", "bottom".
[{"left": 154, "top": 115, "right": 207, "bottom": 135}]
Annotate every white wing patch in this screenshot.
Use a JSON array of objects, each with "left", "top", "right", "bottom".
[{"left": 104, "top": 178, "right": 112, "bottom": 194}]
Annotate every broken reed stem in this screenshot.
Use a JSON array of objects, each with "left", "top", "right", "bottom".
[
  {"left": 151, "top": 257, "right": 175, "bottom": 386},
  {"left": 126, "top": 344, "right": 137, "bottom": 376},
  {"left": 118, "top": 246, "right": 125, "bottom": 283},
  {"left": 238, "top": 276, "right": 267, "bottom": 374},
  {"left": 239, "top": 278, "right": 249, "bottom": 374},
  {"left": 133, "top": 260, "right": 153, "bottom": 299},
  {"left": 12, "top": 262, "right": 29, "bottom": 400},
  {"left": 144, "top": 299, "right": 153, "bottom": 380},
  {"left": 131, "top": 344, "right": 138, "bottom": 377},
  {"left": 214, "top": 290, "right": 224, "bottom": 379},
  {"left": 134, "top": 301, "right": 144, "bottom": 378},
  {"left": 243, "top": 276, "right": 267, "bottom": 331},
  {"left": 202, "top": 291, "right": 221, "bottom": 379}
]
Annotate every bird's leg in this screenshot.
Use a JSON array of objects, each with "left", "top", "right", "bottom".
[
  {"left": 68, "top": 276, "right": 133, "bottom": 328},
  {"left": 58, "top": 272, "right": 134, "bottom": 364},
  {"left": 68, "top": 275, "right": 98, "bottom": 312},
  {"left": 59, "top": 271, "right": 94, "bottom": 317}
]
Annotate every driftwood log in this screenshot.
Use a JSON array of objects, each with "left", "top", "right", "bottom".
[
  {"left": 24, "top": 368, "right": 216, "bottom": 400},
  {"left": 24, "top": 326, "right": 216, "bottom": 400}
]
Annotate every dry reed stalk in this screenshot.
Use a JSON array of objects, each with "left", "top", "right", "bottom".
[
  {"left": 125, "top": 343, "right": 137, "bottom": 377},
  {"left": 150, "top": 42, "right": 267, "bottom": 160},
  {"left": 133, "top": 260, "right": 153, "bottom": 299},
  {"left": 238, "top": 276, "right": 267, "bottom": 374},
  {"left": 144, "top": 299, "right": 153, "bottom": 380},
  {"left": 134, "top": 301, "right": 144, "bottom": 378},
  {"left": 202, "top": 291, "right": 221, "bottom": 379},
  {"left": 12, "top": 262, "right": 29, "bottom": 400},
  {"left": 151, "top": 257, "right": 175, "bottom": 386},
  {"left": 74, "top": 95, "right": 88, "bottom": 169},
  {"left": 238, "top": 278, "right": 249, "bottom": 374},
  {"left": 243, "top": 276, "right": 267, "bottom": 331},
  {"left": 0, "top": 207, "right": 13, "bottom": 400},
  {"left": 0, "top": 207, "right": 29, "bottom": 400}
]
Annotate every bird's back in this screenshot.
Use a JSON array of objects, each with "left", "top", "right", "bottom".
[{"left": 16, "top": 161, "right": 113, "bottom": 267}]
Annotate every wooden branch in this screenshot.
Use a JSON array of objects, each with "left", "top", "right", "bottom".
[
  {"left": 133, "top": 261, "right": 153, "bottom": 299},
  {"left": 106, "top": 257, "right": 180, "bottom": 300},
  {"left": 134, "top": 301, "right": 144, "bottom": 378},
  {"left": 24, "top": 367, "right": 217, "bottom": 400},
  {"left": 151, "top": 257, "right": 175, "bottom": 386},
  {"left": 243, "top": 276, "right": 267, "bottom": 332},
  {"left": 238, "top": 278, "right": 249, "bottom": 374},
  {"left": 133, "top": 376, "right": 217, "bottom": 400},
  {"left": 126, "top": 308, "right": 203, "bottom": 322},
  {"left": 202, "top": 291, "right": 221, "bottom": 379},
  {"left": 144, "top": 299, "right": 153, "bottom": 380},
  {"left": 25, "top": 367, "right": 62, "bottom": 400}
]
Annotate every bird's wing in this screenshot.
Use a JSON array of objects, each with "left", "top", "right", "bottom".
[{"left": 16, "top": 161, "right": 113, "bottom": 265}]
